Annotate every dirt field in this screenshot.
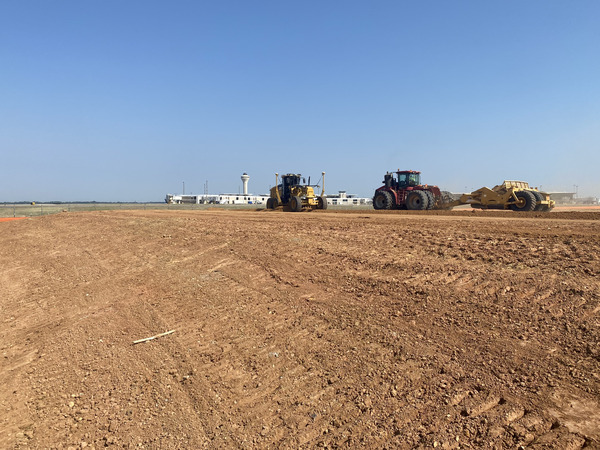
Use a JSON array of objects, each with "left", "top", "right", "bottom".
[{"left": 1, "top": 209, "right": 599, "bottom": 449}]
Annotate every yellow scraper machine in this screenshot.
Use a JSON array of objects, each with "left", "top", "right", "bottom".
[
  {"left": 446, "top": 180, "right": 555, "bottom": 211},
  {"left": 267, "top": 172, "right": 327, "bottom": 212}
]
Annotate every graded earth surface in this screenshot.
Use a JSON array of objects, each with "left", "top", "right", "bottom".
[{"left": 1, "top": 209, "right": 599, "bottom": 449}]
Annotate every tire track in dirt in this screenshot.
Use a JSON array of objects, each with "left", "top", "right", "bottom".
[
  {"left": 1, "top": 210, "right": 599, "bottom": 448},
  {"left": 224, "top": 212, "right": 599, "bottom": 447}
]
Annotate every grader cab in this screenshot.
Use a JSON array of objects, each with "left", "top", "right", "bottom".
[{"left": 266, "top": 172, "right": 327, "bottom": 212}]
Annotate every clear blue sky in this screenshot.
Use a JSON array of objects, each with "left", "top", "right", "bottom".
[{"left": 1, "top": 1, "right": 599, "bottom": 201}]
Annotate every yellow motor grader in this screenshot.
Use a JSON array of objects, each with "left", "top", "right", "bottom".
[
  {"left": 445, "top": 180, "right": 555, "bottom": 211},
  {"left": 266, "top": 172, "right": 327, "bottom": 212}
]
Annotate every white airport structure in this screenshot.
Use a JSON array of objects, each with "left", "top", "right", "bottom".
[
  {"left": 165, "top": 193, "right": 270, "bottom": 205},
  {"left": 241, "top": 173, "right": 250, "bottom": 195},
  {"left": 165, "top": 173, "right": 372, "bottom": 206},
  {"left": 326, "top": 191, "right": 372, "bottom": 206},
  {"left": 166, "top": 173, "right": 269, "bottom": 205}
]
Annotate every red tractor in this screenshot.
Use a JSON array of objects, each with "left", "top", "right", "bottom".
[{"left": 372, "top": 170, "right": 444, "bottom": 210}]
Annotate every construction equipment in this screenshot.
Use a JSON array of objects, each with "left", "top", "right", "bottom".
[
  {"left": 444, "top": 181, "right": 555, "bottom": 211},
  {"left": 266, "top": 172, "right": 327, "bottom": 212},
  {"left": 372, "top": 170, "right": 446, "bottom": 210}
]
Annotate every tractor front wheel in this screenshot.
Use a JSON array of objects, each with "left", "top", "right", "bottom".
[
  {"left": 290, "top": 196, "right": 303, "bottom": 212},
  {"left": 406, "top": 190, "right": 429, "bottom": 210},
  {"left": 373, "top": 191, "right": 393, "bottom": 210}
]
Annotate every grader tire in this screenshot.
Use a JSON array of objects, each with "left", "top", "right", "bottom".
[
  {"left": 318, "top": 196, "right": 328, "bottom": 210},
  {"left": 290, "top": 196, "right": 303, "bottom": 212},
  {"left": 266, "top": 198, "right": 274, "bottom": 209},
  {"left": 510, "top": 191, "right": 537, "bottom": 212},
  {"left": 406, "top": 190, "right": 429, "bottom": 210}
]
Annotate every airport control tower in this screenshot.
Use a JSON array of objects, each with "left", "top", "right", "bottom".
[{"left": 241, "top": 173, "right": 250, "bottom": 195}]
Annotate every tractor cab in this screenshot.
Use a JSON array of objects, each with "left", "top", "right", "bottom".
[
  {"left": 397, "top": 171, "right": 421, "bottom": 187},
  {"left": 383, "top": 170, "right": 421, "bottom": 189}
]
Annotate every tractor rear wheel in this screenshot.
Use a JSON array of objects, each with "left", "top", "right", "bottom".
[
  {"left": 510, "top": 191, "right": 537, "bottom": 211},
  {"left": 290, "top": 196, "right": 303, "bottom": 212},
  {"left": 318, "top": 196, "right": 328, "bottom": 210},
  {"left": 373, "top": 191, "right": 393, "bottom": 210},
  {"left": 406, "top": 190, "right": 429, "bottom": 210},
  {"left": 424, "top": 191, "right": 435, "bottom": 210}
]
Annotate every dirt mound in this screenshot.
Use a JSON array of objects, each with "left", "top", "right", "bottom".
[{"left": 1, "top": 210, "right": 599, "bottom": 448}]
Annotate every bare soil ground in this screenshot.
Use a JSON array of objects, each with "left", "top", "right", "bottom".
[{"left": 1, "top": 209, "right": 599, "bottom": 449}]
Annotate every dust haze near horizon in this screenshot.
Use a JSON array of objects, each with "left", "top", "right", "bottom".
[{"left": 1, "top": 1, "right": 599, "bottom": 202}]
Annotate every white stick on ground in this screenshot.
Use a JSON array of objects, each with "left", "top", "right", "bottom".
[{"left": 133, "top": 329, "right": 175, "bottom": 344}]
